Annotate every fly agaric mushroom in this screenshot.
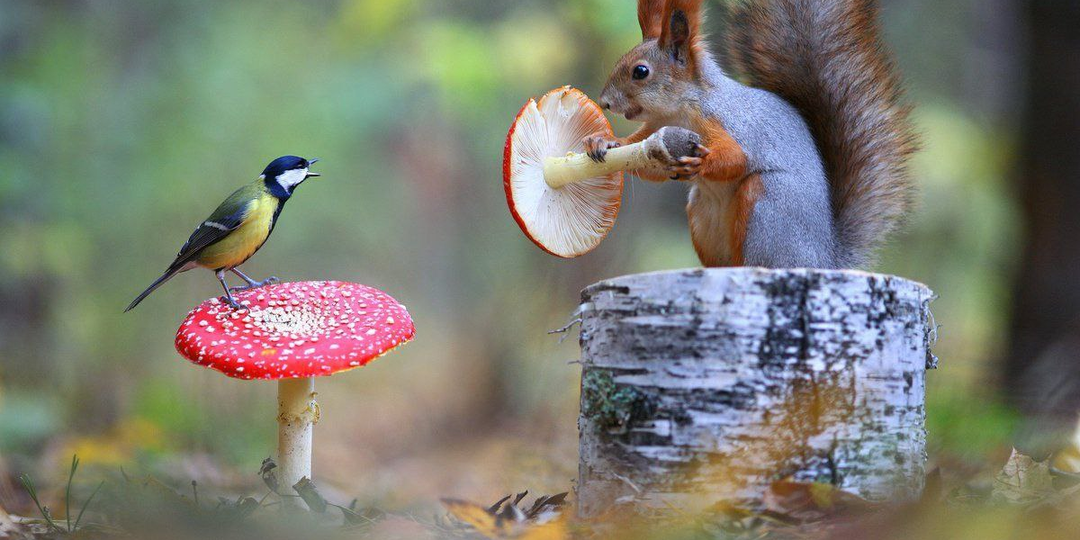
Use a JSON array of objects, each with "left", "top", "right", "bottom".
[
  {"left": 503, "top": 86, "right": 702, "bottom": 257},
  {"left": 174, "top": 281, "right": 414, "bottom": 504}
]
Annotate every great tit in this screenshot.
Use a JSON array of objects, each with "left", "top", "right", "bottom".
[{"left": 126, "top": 155, "right": 320, "bottom": 312}]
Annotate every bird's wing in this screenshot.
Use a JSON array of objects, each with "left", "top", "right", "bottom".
[{"left": 167, "top": 184, "right": 259, "bottom": 268}]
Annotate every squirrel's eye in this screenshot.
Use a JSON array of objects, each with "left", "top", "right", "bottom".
[{"left": 632, "top": 65, "right": 650, "bottom": 80}]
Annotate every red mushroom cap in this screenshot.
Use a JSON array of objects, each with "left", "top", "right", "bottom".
[{"left": 175, "top": 281, "right": 415, "bottom": 380}]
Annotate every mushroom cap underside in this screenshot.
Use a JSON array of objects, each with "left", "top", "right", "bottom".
[{"left": 503, "top": 86, "right": 622, "bottom": 258}]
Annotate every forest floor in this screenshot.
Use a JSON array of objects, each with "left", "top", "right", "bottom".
[{"left": 1, "top": 447, "right": 1079, "bottom": 540}]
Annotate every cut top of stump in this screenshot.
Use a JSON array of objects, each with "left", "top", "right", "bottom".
[
  {"left": 580, "top": 267, "right": 937, "bottom": 371},
  {"left": 175, "top": 281, "right": 415, "bottom": 380}
]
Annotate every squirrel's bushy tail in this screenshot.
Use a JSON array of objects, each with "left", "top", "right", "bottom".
[{"left": 727, "top": 0, "right": 918, "bottom": 267}]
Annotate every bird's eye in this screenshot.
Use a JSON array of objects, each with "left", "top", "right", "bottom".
[{"left": 632, "top": 64, "right": 650, "bottom": 80}]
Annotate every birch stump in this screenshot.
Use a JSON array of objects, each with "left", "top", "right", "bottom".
[{"left": 575, "top": 268, "right": 936, "bottom": 516}]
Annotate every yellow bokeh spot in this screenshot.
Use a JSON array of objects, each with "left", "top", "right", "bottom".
[{"left": 63, "top": 418, "right": 166, "bottom": 467}]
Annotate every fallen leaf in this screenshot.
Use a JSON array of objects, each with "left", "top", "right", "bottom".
[
  {"left": 293, "top": 477, "right": 328, "bottom": 513},
  {"left": 441, "top": 498, "right": 507, "bottom": 538},
  {"left": 525, "top": 492, "right": 568, "bottom": 521},
  {"left": 340, "top": 505, "right": 385, "bottom": 526},
  {"left": 441, "top": 492, "right": 569, "bottom": 538},
  {"left": 259, "top": 457, "right": 279, "bottom": 494},
  {"left": 992, "top": 448, "right": 1055, "bottom": 504},
  {"left": 763, "top": 481, "right": 878, "bottom": 523}
]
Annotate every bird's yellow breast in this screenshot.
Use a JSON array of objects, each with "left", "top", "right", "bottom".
[{"left": 196, "top": 194, "right": 278, "bottom": 270}]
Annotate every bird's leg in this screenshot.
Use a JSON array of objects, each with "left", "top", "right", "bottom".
[
  {"left": 216, "top": 269, "right": 243, "bottom": 310},
  {"left": 229, "top": 268, "right": 279, "bottom": 292}
]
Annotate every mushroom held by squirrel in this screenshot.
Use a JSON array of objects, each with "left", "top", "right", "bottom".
[
  {"left": 175, "top": 281, "right": 415, "bottom": 506},
  {"left": 503, "top": 86, "right": 703, "bottom": 258}
]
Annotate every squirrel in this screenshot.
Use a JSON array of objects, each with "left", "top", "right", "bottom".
[{"left": 584, "top": 0, "right": 918, "bottom": 268}]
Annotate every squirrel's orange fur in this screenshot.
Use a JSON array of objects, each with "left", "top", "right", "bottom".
[{"left": 638, "top": 0, "right": 666, "bottom": 39}]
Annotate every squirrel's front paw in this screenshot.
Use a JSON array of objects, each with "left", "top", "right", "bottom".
[
  {"left": 584, "top": 135, "right": 620, "bottom": 163},
  {"left": 669, "top": 157, "right": 705, "bottom": 180},
  {"left": 668, "top": 144, "right": 710, "bottom": 180}
]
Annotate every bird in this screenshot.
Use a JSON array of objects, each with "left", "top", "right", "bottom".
[{"left": 126, "top": 155, "right": 320, "bottom": 312}]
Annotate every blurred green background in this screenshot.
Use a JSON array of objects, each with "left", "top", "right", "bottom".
[{"left": 0, "top": 0, "right": 1038, "bottom": 511}]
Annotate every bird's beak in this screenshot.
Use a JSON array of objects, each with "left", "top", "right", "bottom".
[{"left": 306, "top": 158, "right": 320, "bottom": 178}]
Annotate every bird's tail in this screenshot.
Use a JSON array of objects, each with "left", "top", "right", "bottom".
[{"left": 125, "top": 266, "right": 184, "bottom": 312}]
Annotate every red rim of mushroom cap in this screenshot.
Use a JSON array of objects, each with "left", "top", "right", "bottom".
[
  {"left": 503, "top": 86, "right": 622, "bottom": 258},
  {"left": 175, "top": 281, "right": 415, "bottom": 380}
]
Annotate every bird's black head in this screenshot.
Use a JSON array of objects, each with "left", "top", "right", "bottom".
[{"left": 261, "top": 155, "right": 320, "bottom": 198}]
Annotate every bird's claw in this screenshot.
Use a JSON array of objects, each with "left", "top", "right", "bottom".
[
  {"left": 220, "top": 296, "right": 244, "bottom": 310},
  {"left": 229, "top": 276, "right": 279, "bottom": 293}
]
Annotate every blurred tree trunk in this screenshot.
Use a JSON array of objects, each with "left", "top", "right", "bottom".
[{"left": 1005, "top": 0, "right": 1080, "bottom": 455}]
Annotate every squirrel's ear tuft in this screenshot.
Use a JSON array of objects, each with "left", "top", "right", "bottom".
[
  {"left": 665, "top": 10, "right": 691, "bottom": 62},
  {"left": 638, "top": 0, "right": 665, "bottom": 40},
  {"left": 660, "top": 0, "right": 703, "bottom": 64}
]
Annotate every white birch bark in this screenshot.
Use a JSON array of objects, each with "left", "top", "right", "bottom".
[{"left": 575, "top": 268, "right": 937, "bottom": 516}]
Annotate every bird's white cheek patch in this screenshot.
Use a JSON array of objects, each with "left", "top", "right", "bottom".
[{"left": 277, "top": 168, "right": 308, "bottom": 189}]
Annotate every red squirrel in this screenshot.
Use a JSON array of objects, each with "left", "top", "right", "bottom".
[{"left": 584, "top": 0, "right": 918, "bottom": 268}]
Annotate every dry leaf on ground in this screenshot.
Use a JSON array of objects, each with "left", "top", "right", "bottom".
[
  {"left": 762, "top": 481, "right": 880, "bottom": 523},
  {"left": 992, "top": 448, "right": 1055, "bottom": 504},
  {"left": 441, "top": 491, "right": 568, "bottom": 539}
]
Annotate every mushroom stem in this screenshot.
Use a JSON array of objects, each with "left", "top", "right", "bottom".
[
  {"left": 542, "top": 127, "right": 701, "bottom": 189},
  {"left": 277, "top": 377, "right": 318, "bottom": 505}
]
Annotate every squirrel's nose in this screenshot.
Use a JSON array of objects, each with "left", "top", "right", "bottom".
[{"left": 598, "top": 97, "right": 611, "bottom": 110}]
